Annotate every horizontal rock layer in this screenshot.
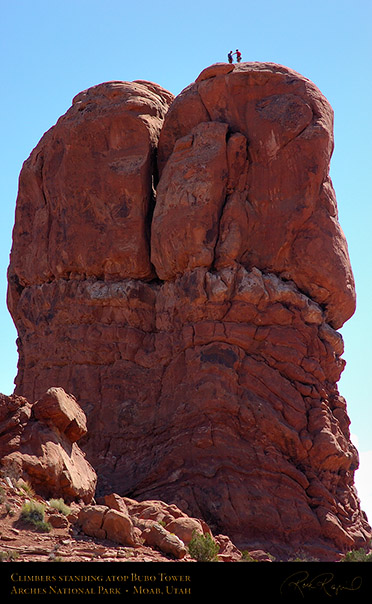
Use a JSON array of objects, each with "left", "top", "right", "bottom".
[{"left": 8, "top": 266, "right": 370, "bottom": 558}]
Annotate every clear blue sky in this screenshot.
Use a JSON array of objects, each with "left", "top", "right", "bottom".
[{"left": 1, "top": 0, "right": 371, "bottom": 517}]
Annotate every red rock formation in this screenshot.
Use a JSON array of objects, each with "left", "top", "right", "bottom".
[
  {"left": 8, "top": 79, "right": 173, "bottom": 291},
  {"left": 7, "top": 64, "right": 370, "bottom": 559},
  {"left": 155, "top": 62, "right": 355, "bottom": 329},
  {"left": 0, "top": 388, "right": 96, "bottom": 503}
]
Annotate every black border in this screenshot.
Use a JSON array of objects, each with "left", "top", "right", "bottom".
[{"left": 1, "top": 560, "right": 371, "bottom": 603}]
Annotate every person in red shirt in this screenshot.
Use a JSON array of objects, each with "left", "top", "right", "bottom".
[{"left": 235, "top": 49, "right": 242, "bottom": 62}]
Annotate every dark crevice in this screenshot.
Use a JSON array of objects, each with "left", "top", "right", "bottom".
[
  {"left": 196, "top": 88, "right": 213, "bottom": 123},
  {"left": 144, "top": 145, "right": 163, "bottom": 283},
  {"left": 276, "top": 110, "right": 315, "bottom": 156},
  {"left": 8, "top": 273, "right": 25, "bottom": 299},
  {"left": 210, "top": 193, "right": 229, "bottom": 273}
]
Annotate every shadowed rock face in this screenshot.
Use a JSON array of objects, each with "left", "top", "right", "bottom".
[{"left": 7, "top": 63, "right": 370, "bottom": 559}]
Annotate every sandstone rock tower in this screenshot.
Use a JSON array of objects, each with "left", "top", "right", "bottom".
[{"left": 8, "top": 63, "right": 371, "bottom": 559}]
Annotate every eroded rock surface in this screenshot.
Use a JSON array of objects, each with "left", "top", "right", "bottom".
[
  {"left": 8, "top": 80, "right": 173, "bottom": 290},
  {"left": 0, "top": 388, "right": 96, "bottom": 503},
  {"left": 7, "top": 63, "right": 370, "bottom": 559},
  {"left": 155, "top": 62, "right": 355, "bottom": 329}
]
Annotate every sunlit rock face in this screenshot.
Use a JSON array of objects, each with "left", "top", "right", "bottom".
[
  {"left": 7, "top": 63, "right": 370, "bottom": 560},
  {"left": 0, "top": 388, "right": 97, "bottom": 503}
]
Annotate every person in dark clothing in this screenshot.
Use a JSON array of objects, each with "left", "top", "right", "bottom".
[{"left": 228, "top": 50, "right": 233, "bottom": 64}]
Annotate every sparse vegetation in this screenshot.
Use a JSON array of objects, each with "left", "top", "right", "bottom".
[
  {"left": 0, "top": 486, "right": 5, "bottom": 504},
  {"left": 188, "top": 531, "right": 219, "bottom": 562},
  {"left": 20, "top": 501, "right": 52, "bottom": 533},
  {"left": 18, "top": 479, "right": 35, "bottom": 498},
  {"left": 341, "top": 548, "right": 372, "bottom": 562},
  {"left": 288, "top": 555, "right": 320, "bottom": 562},
  {"left": 5, "top": 503, "right": 15, "bottom": 517},
  {"left": 0, "top": 550, "right": 19, "bottom": 562},
  {"left": 35, "top": 520, "right": 52, "bottom": 533},
  {"left": 21, "top": 500, "right": 44, "bottom": 523},
  {"left": 240, "top": 551, "right": 258, "bottom": 562},
  {"left": 48, "top": 498, "right": 71, "bottom": 516},
  {"left": 49, "top": 545, "right": 63, "bottom": 562},
  {"left": 240, "top": 550, "right": 275, "bottom": 562}
]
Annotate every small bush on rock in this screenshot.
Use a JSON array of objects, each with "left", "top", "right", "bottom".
[
  {"left": 20, "top": 501, "right": 52, "bottom": 533},
  {"left": 188, "top": 531, "right": 219, "bottom": 562},
  {"left": 241, "top": 551, "right": 258, "bottom": 562},
  {"left": 48, "top": 498, "right": 71, "bottom": 516}
]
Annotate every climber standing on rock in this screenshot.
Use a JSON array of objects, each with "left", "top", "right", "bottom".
[
  {"left": 228, "top": 50, "right": 233, "bottom": 64},
  {"left": 235, "top": 48, "right": 242, "bottom": 62}
]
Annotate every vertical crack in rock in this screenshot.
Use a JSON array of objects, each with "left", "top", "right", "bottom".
[{"left": 6, "top": 63, "right": 370, "bottom": 560}]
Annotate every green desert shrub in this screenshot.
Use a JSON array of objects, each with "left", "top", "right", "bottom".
[
  {"left": 48, "top": 498, "right": 71, "bottom": 516},
  {"left": 33, "top": 520, "right": 52, "bottom": 533},
  {"left": 20, "top": 501, "right": 51, "bottom": 533},
  {"left": 188, "top": 531, "right": 219, "bottom": 562},
  {"left": 21, "top": 500, "right": 44, "bottom": 523},
  {"left": 241, "top": 551, "right": 258, "bottom": 562},
  {"left": 240, "top": 550, "right": 275, "bottom": 562},
  {"left": 288, "top": 549, "right": 319, "bottom": 562},
  {"left": 341, "top": 548, "right": 372, "bottom": 562}
]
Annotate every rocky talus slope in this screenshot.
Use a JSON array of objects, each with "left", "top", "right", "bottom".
[
  {"left": 5, "top": 62, "right": 371, "bottom": 560},
  {"left": 0, "top": 389, "right": 265, "bottom": 563}
]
